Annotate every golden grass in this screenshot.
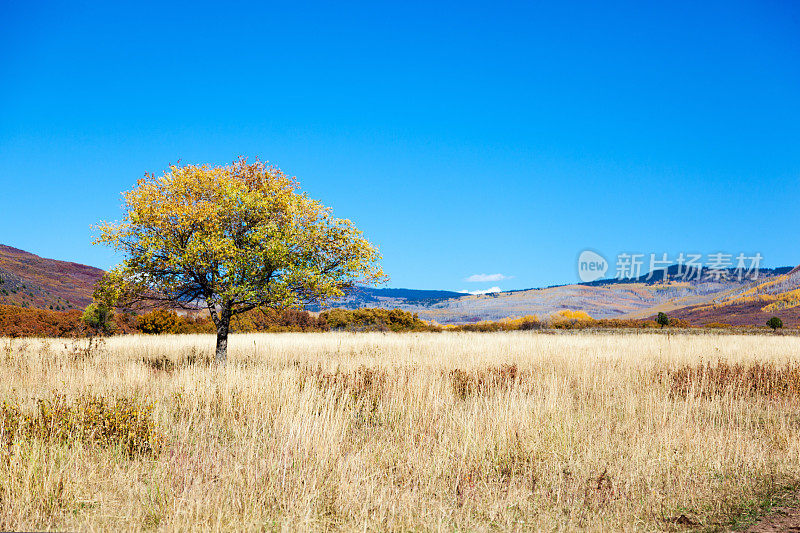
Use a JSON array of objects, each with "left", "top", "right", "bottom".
[{"left": 1, "top": 332, "right": 800, "bottom": 531}]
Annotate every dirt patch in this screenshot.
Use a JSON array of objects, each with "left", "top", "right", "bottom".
[{"left": 744, "top": 494, "right": 800, "bottom": 533}]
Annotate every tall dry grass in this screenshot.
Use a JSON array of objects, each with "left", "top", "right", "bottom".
[{"left": 1, "top": 331, "right": 799, "bottom": 531}]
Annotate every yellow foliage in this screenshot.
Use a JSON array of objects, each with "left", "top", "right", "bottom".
[
  {"left": 554, "top": 309, "right": 593, "bottom": 321},
  {"left": 96, "top": 158, "right": 385, "bottom": 313},
  {"left": 443, "top": 315, "right": 542, "bottom": 332},
  {"left": 499, "top": 315, "right": 541, "bottom": 328},
  {"left": 762, "top": 289, "right": 800, "bottom": 312},
  {"left": 94, "top": 158, "right": 386, "bottom": 361},
  {"left": 1, "top": 394, "right": 160, "bottom": 457}
]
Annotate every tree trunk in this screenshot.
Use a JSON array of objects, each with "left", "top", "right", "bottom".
[{"left": 215, "top": 309, "right": 231, "bottom": 364}]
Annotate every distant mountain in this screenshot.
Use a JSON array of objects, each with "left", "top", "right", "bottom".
[
  {"left": 316, "top": 265, "right": 800, "bottom": 325},
  {"left": 0, "top": 243, "right": 796, "bottom": 327},
  {"left": 578, "top": 264, "right": 793, "bottom": 286},
  {"left": 307, "top": 287, "right": 465, "bottom": 311},
  {"left": 0, "top": 245, "right": 102, "bottom": 310}
]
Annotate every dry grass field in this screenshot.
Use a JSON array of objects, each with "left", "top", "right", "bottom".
[{"left": 1, "top": 331, "right": 800, "bottom": 531}]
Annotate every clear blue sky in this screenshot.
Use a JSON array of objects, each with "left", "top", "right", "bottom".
[{"left": 1, "top": 1, "right": 798, "bottom": 292}]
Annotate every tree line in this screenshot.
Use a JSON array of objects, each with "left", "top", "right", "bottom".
[{"left": 0, "top": 305, "right": 434, "bottom": 337}]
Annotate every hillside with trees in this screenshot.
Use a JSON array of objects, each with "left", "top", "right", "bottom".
[{"left": 0, "top": 244, "right": 102, "bottom": 310}]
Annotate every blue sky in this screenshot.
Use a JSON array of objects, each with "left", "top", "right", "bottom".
[{"left": 1, "top": 1, "right": 798, "bottom": 292}]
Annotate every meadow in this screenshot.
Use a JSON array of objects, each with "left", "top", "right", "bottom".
[{"left": 1, "top": 331, "right": 800, "bottom": 531}]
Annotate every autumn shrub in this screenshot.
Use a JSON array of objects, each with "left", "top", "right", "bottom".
[
  {"left": 447, "top": 315, "right": 542, "bottom": 332},
  {"left": 0, "top": 394, "right": 161, "bottom": 457},
  {"left": 319, "top": 308, "right": 435, "bottom": 332},
  {"left": 231, "top": 308, "right": 327, "bottom": 332},
  {"left": 142, "top": 355, "right": 177, "bottom": 373},
  {"left": 667, "top": 317, "right": 691, "bottom": 328},
  {"left": 303, "top": 365, "right": 388, "bottom": 400},
  {"left": 511, "top": 316, "right": 545, "bottom": 330},
  {"left": 136, "top": 309, "right": 183, "bottom": 334},
  {"left": 81, "top": 302, "right": 116, "bottom": 334},
  {"left": 549, "top": 309, "right": 594, "bottom": 329},
  {"left": 300, "top": 365, "right": 389, "bottom": 425},
  {"left": 0, "top": 305, "right": 85, "bottom": 337},
  {"left": 0, "top": 304, "right": 330, "bottom": 337},
  {"left": 449, "top": 364, "right": 519, "bottom": 399},
  {"left": 447, "top": 314, "right": 687, "bottom": 332},
  {"left": 142, "top": 347, "right": 212, "bottom": 373},
  {"left": 453, "top": 321, "right": 503, "bottom": 332},
  {"left": 667, "top": 361, "right": 800, "bottom": 400},
  {"left": 556, "top": 309, "right": 593, "bottom": 321},
  {"left": 134, "top": 308, "right": 326, "bottom": 335},
  {"left": 0, "top": 305, "right": 142, "bottom": 338},
  {"left": 703, "top": 322, "right": 733, "bottom": 329}
]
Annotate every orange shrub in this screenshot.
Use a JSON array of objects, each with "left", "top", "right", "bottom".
[
  {"left": 135, "top": 309, "right": 183, "bottom": 334},
  {"left": 0, "top": 305, "right": 85, "bottom": 337}
]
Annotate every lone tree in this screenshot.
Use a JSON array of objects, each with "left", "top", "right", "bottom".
[
  {"left": 657, "top": 312, "right": 669, "bottom": 328},
  {"left": 95, "top": 158, "right": 385, "bottom": 363},
  {"left": 767, "top": 316, "right": 783, "bottom": 332}
]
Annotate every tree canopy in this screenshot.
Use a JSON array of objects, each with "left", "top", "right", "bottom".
[
  {"left": 95, "top": 158, "right": 385, "bottom": 362},
  {"left": 767, "top": 316, "right": 783, "bottom": 331}
]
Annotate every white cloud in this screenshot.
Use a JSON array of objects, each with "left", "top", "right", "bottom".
[
  {"left": 464, "top": 273, "right": 511, "bottom": 283},
  {"left": 458, "top": 286, "right": 503, "bottom": 295}
]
